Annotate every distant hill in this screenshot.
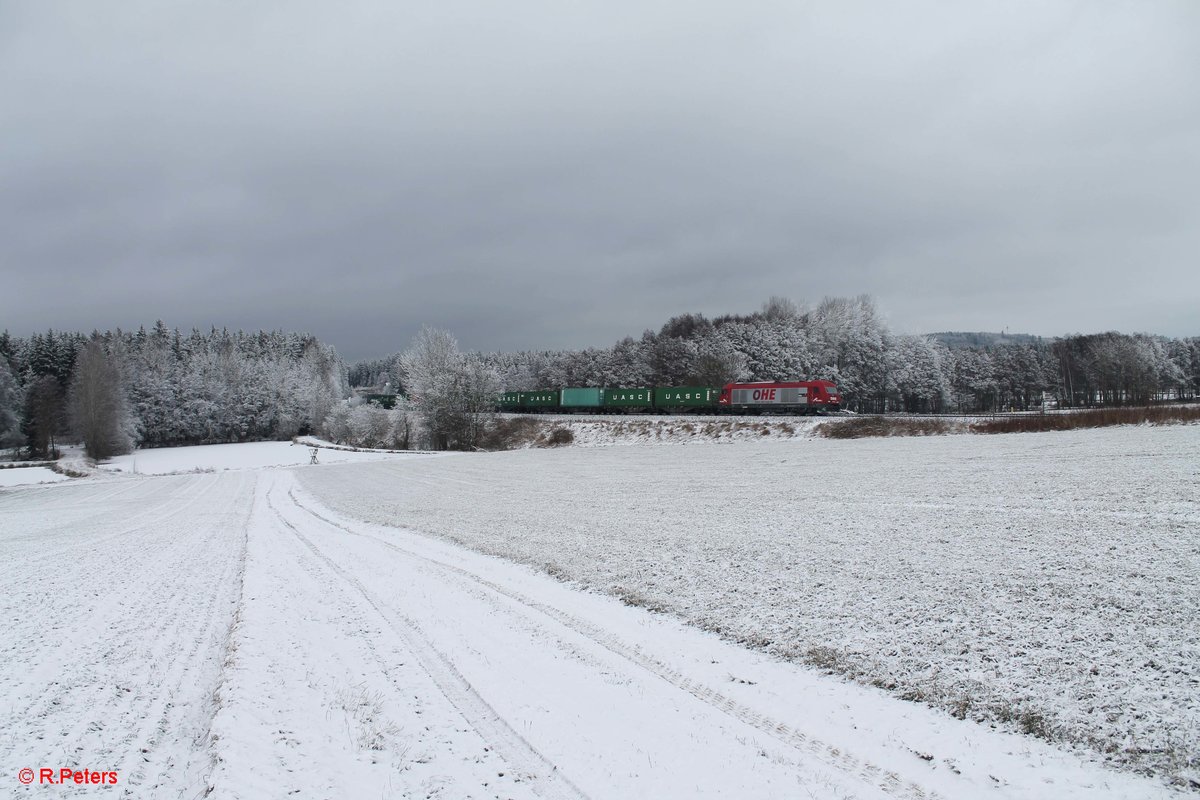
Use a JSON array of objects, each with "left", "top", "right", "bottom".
[{"left": 928, "top": 331, "right": 1042, "bottom": 349}]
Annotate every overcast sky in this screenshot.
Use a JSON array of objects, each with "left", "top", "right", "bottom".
[{"left": 2, "top": 1, "right": 1197, "bottom": 360}]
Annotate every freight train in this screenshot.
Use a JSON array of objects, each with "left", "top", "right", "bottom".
[{"left": 498, "top": 380, "right": 841, "bottom": 414}]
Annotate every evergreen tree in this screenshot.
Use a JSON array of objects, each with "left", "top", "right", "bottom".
[
  {"left": 23, "top": 375, "right": 66, "bottom": 458},
  {"left": 0, "top": 359, "right": 23, "bottom": 451}
]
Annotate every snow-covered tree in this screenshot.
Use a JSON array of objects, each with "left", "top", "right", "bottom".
[
  {"left": 692, "top": 333, "right": 750, "bottom": 385},
  {"left": 0, "top": 359, "right": 23, "bottom": 451},
  {"left": 887, "top": 335, "right": 950, "bottom": 412},
  {"left": 603, "top": 337, "right": 654, "bottom": 386},
  {"left": 401, "top": 327, "right": 499, "bottom": 450},
  {"left": 321, "top": 403, "right": 353, "bottom": 445},
  {"left": 388, "top": 400, "right": 415, "bottom": 450},
  {"left": 809, "top": 295, "right": 889, "bottom": 409}
]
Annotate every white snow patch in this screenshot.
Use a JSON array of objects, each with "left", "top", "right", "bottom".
[
  {"left": 0, "top": 466, "right": 68, "bottom": 486},
  {"left": 100, "top": 440, "right": 427, "bottom": 475}
]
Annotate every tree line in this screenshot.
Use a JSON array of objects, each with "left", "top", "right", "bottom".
[
  {"left": 357, "top": 296, "right": 1200, "bottom": 416},
  {"left": 0, "top": 323, "right": 345, "bottom": 459},
  {"left": 3, "top": 298, "right": 1196, "bottom": 459}
]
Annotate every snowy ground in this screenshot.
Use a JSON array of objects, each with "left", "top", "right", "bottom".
[
  {"left": 0, "top": 471, "right": 255, "bottom": 798},
  {"left": 99, "top": 440, "right": 428, "bottom": 475},
  {"left": 299, "top": 424, "right": 1200, "bottom": 788},
  {"left": 0, "top": 428, "right": 1193, "bottom": 798},
  {"left": 0, "top": 466, "right": 68, "bottom": 486},
  {"left": 501, "top": 412, "right": 828, "bottom": 447}
]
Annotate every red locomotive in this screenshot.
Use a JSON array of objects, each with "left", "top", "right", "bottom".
[{"left": 717, "top": 380, "right": 841, "bottom": 413}]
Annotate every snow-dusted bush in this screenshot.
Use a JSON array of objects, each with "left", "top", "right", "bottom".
[
  {"left": 545, "top": 427, "right": 574, "bottom": 446},
  {"left": 321, "top": 404, "right": 353, "bottom": 445},
  {"left": 320, "top": 398, "right": 418, "bottom": 450},
  {"left": 386, "top": 403, "right": 415, "bottom": 450},
  {"left": 348, "top": 405, "right": 392, "bottom": 449},
  {"left": 401, "top": 327, "right": 499, "bottom": 451}
]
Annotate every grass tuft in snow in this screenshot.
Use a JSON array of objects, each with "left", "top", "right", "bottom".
[
  {"left": 817, "top": 405, "right": 1200, "bottom": 439},
  {"left": 971, "top": 405, "right": 1200, "bottom": 433},
  {"left": 335, "top": 684, "right": 402, "bottom": 753}
]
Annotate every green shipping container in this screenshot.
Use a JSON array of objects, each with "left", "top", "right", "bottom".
[
  {"left": 497, "top": 391, "right": 522, "bottom": 410},
  {"left": 601, "top": 387, "right": 652, "bottom": 407},
  {"left": 520, "top": 390, "right": 560, "bottom": 409},
  {"left": 653, "top": 386, "right": 718, "bottom": 408},
  {"left": 560, "top": 387, "right": 603, "bottom": 408}
]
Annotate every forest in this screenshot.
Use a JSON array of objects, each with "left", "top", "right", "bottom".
[
  {"left": 0, "top": 322, "right": 344, "bottom": 458},
  {"left": 354, "top": 296, "right": 1200, "bottom": 416},
  {"left": 2, "top": 296, "right": 1198, "bottom": 456}
]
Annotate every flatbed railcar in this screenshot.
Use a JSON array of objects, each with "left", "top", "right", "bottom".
[{"left": 497, "top": 381, "right": 840, "bottom": 415}]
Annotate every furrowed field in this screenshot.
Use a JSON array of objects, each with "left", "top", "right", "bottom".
[{"left": 299, "top": 423, "right": 1200, "bottom": 787}]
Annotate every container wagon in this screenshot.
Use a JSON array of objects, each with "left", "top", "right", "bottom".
[
  {"left": 601, "top": 387, "right": 653, "bottom": 412},
  {"left": 520, "top": 390, "right": 560, "bottom": 412},
  {"left": 560, "top": 387, "right": 603, "bottom": 411},
  {"left": 653, "top": 386, "right": 719, "bottom": 412}
]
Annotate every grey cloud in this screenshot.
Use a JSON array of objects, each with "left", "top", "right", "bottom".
[{"left": 2, "top": 1, "right": 1197, "bottom": 360}]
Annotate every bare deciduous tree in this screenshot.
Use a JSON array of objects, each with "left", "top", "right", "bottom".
[{"left": 69, "top": 341, "right": 136, "bottom": 460}]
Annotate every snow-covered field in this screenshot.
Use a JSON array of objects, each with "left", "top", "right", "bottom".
[
  {"left": 1, "top": 426, "right": 1194, "bottom": 798},
  {"left": 0, "top": 466, "right": 67, "bottom": 486},
  {"left": 299, "top": 424, "right": 1200, "bottom": 788},
  {"left": 0, "top": 471, "right": 255, "bottom": 797},
  {"left": 100, "top": 440, "right": 427, "bottom": 475}
]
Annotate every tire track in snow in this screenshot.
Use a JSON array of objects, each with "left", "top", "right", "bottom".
[
  {"left": 285, "top": 484, "right": 942, "bottom": 800},
  {"left": 263, "top": 478, "right": 590, "bottom": 800},
  {"left": 219, "top": 480, "right": 531, "bottom": 798}
]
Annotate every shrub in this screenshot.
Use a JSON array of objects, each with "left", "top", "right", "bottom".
[
  {"left": 816, "top": 417, "right": 958, "bottom": 439},
  {"left": 545, "top": 427, "right": 575, "bottom": 447},
  {"left": 478, "top": 417, "right": 543, "bottom": 451},
  {"left": 971, "top": 405, "right": 1200, "bottom": 434}
]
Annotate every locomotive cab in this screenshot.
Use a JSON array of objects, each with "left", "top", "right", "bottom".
[{"left": 810, "top": 382, "right": 841, "bottom": 411}]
